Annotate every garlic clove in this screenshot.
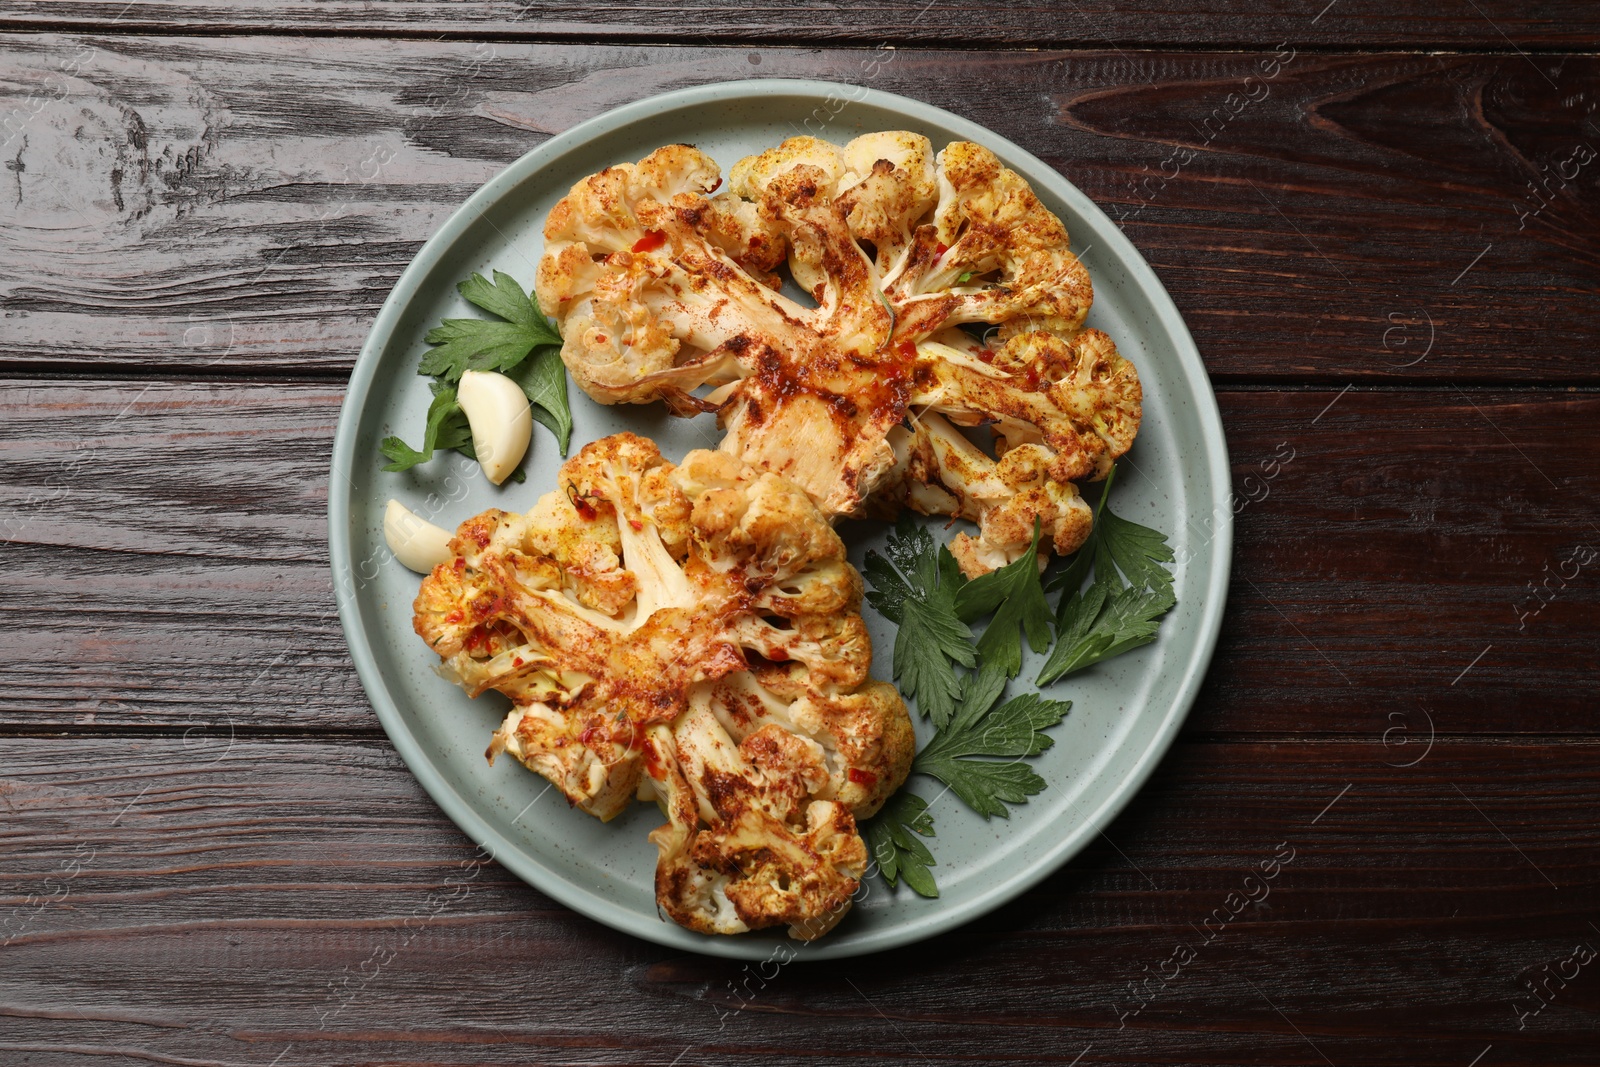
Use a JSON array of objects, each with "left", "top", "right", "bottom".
[
  {"left": 384, "top": 499, "right": 454, "bottom": 573},
  {"left": 457, "top": 369, "right": 533, "bottom": 485}
]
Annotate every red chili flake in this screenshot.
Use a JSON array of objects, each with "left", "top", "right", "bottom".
[
  {"left": 594, "top": 333, "right": 608, "bottom": 344},
  {"left": 977, "top": 348, "right": 996, "bottom": 363},
  {"left": 567, "top": 484, "right": 597, "bottom": 521},
  {"left": 1023, "top": 366, "right": 1041, "bottom": 391},
  {"left": 631, "top": 229, "right": 667, "bottom": 253},
  {"left": 453, "top": 557, "right": 466, "bottom": 573},
  {"left": 848, "top": 768, "right": 878, "bottom": 787},
  {"left": 767, "top": 647, "right": 788, "bottom": 662},
  {"left": 628, "top": 518, "right": 643, "bottom": 532},
  {"left": 444, "top": 609, "right": 465, "bottom": 624},
  {"left": 935, "top": 242, "right": 949, "bottom": 257},
  {"left": 512, "top": 656, "right": 524, "bottom": 667},
  {"left": 896, "top": 340, "right": 917, "bottom": 361}
]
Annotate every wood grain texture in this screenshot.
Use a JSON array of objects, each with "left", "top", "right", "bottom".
[
  {"left": 2, "top": 378, "right": 1596, "bottom": 734},
  {"left": 3, "top": 4, "right": 1597, "bottom": 1063},
  {"left": 1, "top": 735, "right": 1595, "bottom": 1065},
  {"left": 5, "top": 0, "right": 1600, "bottom": 49},
  {"left": 3, "top": 36, "right": 1598, "bottom": 382}
]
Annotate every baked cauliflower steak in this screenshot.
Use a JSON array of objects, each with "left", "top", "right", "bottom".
[
  {"left": 535, "top": 133, "right": 1143, "bottom": 576},
  {"left": 412, "top": 433, "right": 914, "bottom": 939},
  {"left": 535, "top": 142, "right": 902, "bottom": 518}
]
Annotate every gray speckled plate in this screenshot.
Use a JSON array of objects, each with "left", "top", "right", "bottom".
[{"left": 329, "top": 80, "right": 1231, "bottom": 960}]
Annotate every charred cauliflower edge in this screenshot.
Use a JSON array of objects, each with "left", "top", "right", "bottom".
[
  {"left": 535, "top": 132, "right": 1143, "bottom": 578},
  {"left": 413, "top": 433, "right": 915, "bottom": 939}
]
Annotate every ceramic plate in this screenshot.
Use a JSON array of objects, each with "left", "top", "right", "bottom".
[{"left": 329, "top": 79, "right": 1232, "bottom": 960}]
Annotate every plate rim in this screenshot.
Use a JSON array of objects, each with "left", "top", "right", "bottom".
[{"left": 329, "top": 77, "right": 1233, "bottom": 960}]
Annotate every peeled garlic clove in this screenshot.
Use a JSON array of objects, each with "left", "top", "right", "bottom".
[
  {"left": 384, "top": 499, "right": 453, "bottom": 574},
  {"left": 457, "top": 369, "right": 532, "bottom": 485}
]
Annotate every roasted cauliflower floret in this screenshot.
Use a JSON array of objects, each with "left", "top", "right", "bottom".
[
  {"left": 835, "top": 131, "right": 938, "bottom": 285},
  {"left": 642, "top": 641, "right": 912, "bottom": 939},
  {"left": 535, "top": 132, "right": 1143, "bottom": 574},
  {"left": 883, "top": 325, "right": 1142, "bottom": 577},
  {"left": 647, "top": 700, "right": 870, "bottom": 941},
  {"left": 701, "top": 667, "right": 915, "bottom": 819},
  {"left": 412, "top": 433, "right": 913, "bottom": 937},
  {"left": 876, "top": 140, "right": 1094, "bottom": 339}
]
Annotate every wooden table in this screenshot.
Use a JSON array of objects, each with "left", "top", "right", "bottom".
[{"left": 4, "top": 4, "right": 1598, "bottom": 1064}]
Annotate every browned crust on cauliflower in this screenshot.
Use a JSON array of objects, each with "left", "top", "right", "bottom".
[
  {"left": 535, "top": 133, "right": 1143, "bottom": 573},
  {"left": 412, "top": 433, "right": 913, "bottom": 937},
  {"left": 891, "top": 325, "right": 1143, "bottom": 577},
  {"left": 646, "top": 703, "right": 870, "bottom": 941}
]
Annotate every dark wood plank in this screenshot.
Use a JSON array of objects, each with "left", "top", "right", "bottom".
[
  {"left": 2, "top": 378, "right": 1596, "bottom": 734},
  {"left": 3, "top": 36, "right": 1598, "bottom": 383},
  {"left": 1202, "top": 386, "right": 1600, "bottom": 739},
  {"left": 0, "top": 379, "right": 358, "bottom": 728},
  {"left": 5, "top": 0, "right": 1600, "bottom": 49},
  {"left": 1, "top": 735, "right": 1596, "bottom": 1064}
]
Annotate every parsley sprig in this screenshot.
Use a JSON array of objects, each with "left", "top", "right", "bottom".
[
  {"left": 381, "top": 270, "right": 573, "bottom": 477},
  {"left": 863, "top": 520, "right": 975, "bottom": 728},
  {"left": 1038, "top": 468, "right": 1177, "bottom": 684},
  {"left": 863, "top": 791, "right": 938, "bottom": 897},
  {"left": 955, "top": 521, "right": 1053, "bottom": 679},
  {"left": 863, "top": 464, "right": 1177, "bottom": 897},
  {"left": 912, "top": 664, "right": 1070, "bottom": 818}
]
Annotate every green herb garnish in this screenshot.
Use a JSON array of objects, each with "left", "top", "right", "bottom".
[
  {"left": 865, "top": 790, "right": 939, "bottom": 898},
  {"left": 382, "top": 270, "right": 572, "bottom": 474},
  {"left": 860, "top": 463, "right": 1177, "bottom": 896},
  {"left": 954, "top": 520, "right": 1053, "bottom": 679},
  {"left": 863, "top": 515, "right": 976, "bottom": 728},
  {"left": 912, "top": 663, "right": 1070, "bottom": 818},
  {"left": 1037, "top": 468, "right": 1177, "bottom": 684}
]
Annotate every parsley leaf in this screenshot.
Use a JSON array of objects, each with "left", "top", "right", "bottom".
[
  {"left": 1089, "top": 473, "right": 1174, "bottom": 596},
  {"left": 1036, "top": 465, "right": 1177, "bottom": 684},
  {"left": 380, "top": 385, "right": 467, "bottom": 472},
  {"left": 859, "top": 466, "right": 1179, "bottom": 898},
  {"left": 863, "top": 514, "right": 976, "bottom": 728},
  {"left": 505, "top": 346, "right": 573, "bottom": 455},
  {"left": 953, "top": 520, "right": 1052, "bottom": 678},
  {"left": 418, "top": 270, "right": 563, "bottom": 380},
  {"left": 1038, "top": 580, "right": 1174, "bottom": 684},
  {"left": 459, "top": 270, "right": 559, "bottom": 335},
  {"left": 899, "top": 593, "right": 976, "bottom": 729},
  {"left": 861, "top": 548, "right": 915, "bottom": 625},
  {"left": 863, "top": 790, "right": 938, "bottom": 897},
  {"left": 913, "top": 664, "right": 1071, "bottom": 818}
]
